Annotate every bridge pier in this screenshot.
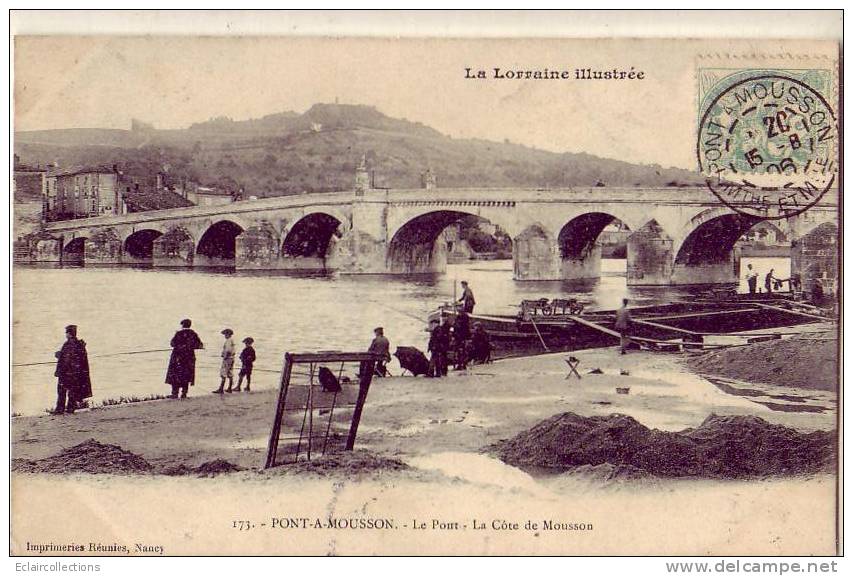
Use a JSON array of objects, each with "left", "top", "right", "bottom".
[
  {"left": 385, "top": 238, "right": 447, "bottom": 274},
  {"left": 15, "top": 232, "right": 63, "bottom": 263},
  {"left": 235, "top": 223, "right": 280, "bottom": 269},
  {"left": 330, "top": 230, "right": 388, "bottom": 274},
  {"left": 152, "top": 227, "right": 195, "bottom": 267},
  {"left": 82, "top": 229, "right": 122, "bottom": 265},
  {"left": 512, "top": 225, "right": 556, "bottom": 280},
  {"left": 791, "top": 222, "right": 838, "bottom": 297},
  {"left": 626, "top": 220, "right": 674, "bottom": 285},
  {"left": 626, "top": 220, "right": 740, "bottom": 286},
  {"left": 560, "top": 246, "right": 602, "bottom": 280}
]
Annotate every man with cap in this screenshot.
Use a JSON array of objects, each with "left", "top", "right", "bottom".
[
  {"left": 213, "top": 328, "right": 236, "bottom": 394},
  {"left": 54, "top": 325, "right": 93, "bottom": 414},
  {"left": 457, "top": 280, "right": 476, "bottom": 314},
  {"left": 165, "top": 318, "right": 203, "bottom": 399},
  {"left": 368, "top": 327, "right": 392, "bottom": 377}
]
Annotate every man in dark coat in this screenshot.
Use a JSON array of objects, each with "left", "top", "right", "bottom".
[
  {"left": 765, "top": 269, "right": 776, "bottom": 295},
  {"left": 368, "top": 327, "right": 392, "bottom": 377},
  {"left": 54, "top": 325, "right": 92, "bottom": 414},
  {"left": 165, "top": 318, "right": 204, "bottom": 399},
  {"left": 428, "top": 317, "right": 451, "bottom": 377},
  {"left": 470, "top": 322, "right": 492, "bottom": 365},
  {"left": 615, "top": 298, "right": 632, "bottom": 354},
  {"left": 452, "top": 312, "right": 471, "bottom": 370},
  {"left": 457, "top": 281, "right": 476, "bottom": 314}
]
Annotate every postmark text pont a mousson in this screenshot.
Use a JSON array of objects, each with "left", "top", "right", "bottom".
[{"left": 697, "top": 73, "right": 837, "bottom": 220}]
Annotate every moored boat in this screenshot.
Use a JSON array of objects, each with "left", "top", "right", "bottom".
[{"left": 427, "top": 297, "right": 829, "bottom": 360}]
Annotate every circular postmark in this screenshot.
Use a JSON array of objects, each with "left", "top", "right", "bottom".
[{"left": 697, "top": 74, "right": 837, "bottom": 220}]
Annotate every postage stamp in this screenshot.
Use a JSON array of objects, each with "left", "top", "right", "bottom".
[{"left": 696, "top": 68, "right": 838, "bottom": 220}]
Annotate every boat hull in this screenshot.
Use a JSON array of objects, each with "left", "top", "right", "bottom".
[{"left": 429, "top": 301, "right": 826, "bottom": 359}]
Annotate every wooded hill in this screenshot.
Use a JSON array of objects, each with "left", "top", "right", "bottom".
[{"left": 15, "top": 103, "right": 702, "bottom": 198}]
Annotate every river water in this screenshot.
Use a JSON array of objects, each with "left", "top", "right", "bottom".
[{"left": 12, "top": 256, "right": 788, "bottom": 416}]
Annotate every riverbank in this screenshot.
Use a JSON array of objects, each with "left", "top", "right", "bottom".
[
  {"left": 12, "top": 345, "right": 837, "bottom": 469},
  {"left": 11, "top": 346, "right": 838, "bottom": 555}
]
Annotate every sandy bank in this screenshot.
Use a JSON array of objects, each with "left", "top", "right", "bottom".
[
  {"left": 686, "top": 335, "right": 838, "bottom": 391},
  {"left": 12, "top": 345, "right": 836, "bottom": 471}
]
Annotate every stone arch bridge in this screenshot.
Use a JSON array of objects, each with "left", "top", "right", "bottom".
[{"left": 24, "top": 186, "right": 838, "bottom": 288}]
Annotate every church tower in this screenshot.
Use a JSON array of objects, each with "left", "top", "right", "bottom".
[
  {"left": 421, "top": 167, "right": 436, "bottom": 190},
  {"left": 354, "top": 155, "right": 370, "bottom": 196}
]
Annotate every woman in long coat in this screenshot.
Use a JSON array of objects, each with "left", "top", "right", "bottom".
[{"left": 165, "top": 319, "right": 204, "bottom": 398}]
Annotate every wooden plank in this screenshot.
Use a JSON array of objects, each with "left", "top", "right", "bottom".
[
  {"left": 566, "top": 315, "right": 621, "bottom": 338},
  {"left": 752, "top": 302, "right": 830, "bottom": 322},
  {"left": 632, "top": 318, "right": 701, "bottom": 335},
  {"left": 346, "top": 360, "right": 376, "bottom": 450},
  {"left": 286, "top": 352, "right": 385, "bottom": 363},
  {"left": 265, "top": 354, "right": 294, "bottom": 469},
  {"left": 643, "top": 308, "right": 759, "bottom": 322}
]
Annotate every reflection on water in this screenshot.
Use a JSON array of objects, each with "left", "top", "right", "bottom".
[{"left": 11, "top": 256, "right": 789, "bottom": 415}]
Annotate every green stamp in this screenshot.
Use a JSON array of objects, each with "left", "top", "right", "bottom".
[{"left": 696, "top": 68, "right": 837, "bottom": 220}]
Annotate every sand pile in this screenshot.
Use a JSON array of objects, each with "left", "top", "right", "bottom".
[
  {"left": 262, "top": 450, "right": 409, "bottom": 478},
  {"left": 494, "top": 412, "right": 836, "bottom": 479},
  {"left": 686, "top": 337, "right": 837, "bottom": 391},
  {"left": 195, "top": 459, "right": 244, "bottom": 476},
  {"left": 12, "top": 439, "right": 153, "bottom": 474},
  {"left": 159, "top": 459, "right": 245, "bottom": 476}
]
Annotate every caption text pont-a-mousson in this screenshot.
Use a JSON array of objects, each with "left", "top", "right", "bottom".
[{"left": 233, "top": 517, "right": 593, "bottom": 533}]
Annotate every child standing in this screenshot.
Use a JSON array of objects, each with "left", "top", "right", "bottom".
[
  {"left": 234, "top": 337, "right": 256, "bottom": 392},
  {"left": 213, "top": 328, "right": 236, "bottom": 394}
]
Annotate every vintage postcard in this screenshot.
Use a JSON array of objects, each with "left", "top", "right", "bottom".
[{"left": 9, "top": 12, "right": 841, "bottom": 557}]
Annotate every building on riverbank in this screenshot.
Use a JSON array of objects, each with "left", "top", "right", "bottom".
[
  {"left": 44, "top": 165, "right": 127, "bottom": 221},
  {"left": 735, "top": 221, "right": 791, "bottom": 257}
]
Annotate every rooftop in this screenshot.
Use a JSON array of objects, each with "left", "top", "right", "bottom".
[
  {"left": 195, "top": 186, "right": 233, "bottom": 196},
  {"left": 48, "top": 165, "right": 117, "bottom": 178}
]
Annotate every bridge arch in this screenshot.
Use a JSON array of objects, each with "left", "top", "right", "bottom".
[
  {"left": 196, "top": 220, "right": 245, "bottom": 266},
  {"left": 556, "top": 212, "right": 631, "bottom": 280},
  {"left": 61, "top": 236, "right": 88, "bottom": 264},
  {"left": 387, "top": 209, "right": 506, "bottom": 274},
  {"left": 282, "top": 212, "right": 343, "bottom": 259},
  {"left": 123, "top": 229, "right": 165, "bottom": 262},
  {"left": 674, "top": 212, "right": 761, "bottom": 266}
]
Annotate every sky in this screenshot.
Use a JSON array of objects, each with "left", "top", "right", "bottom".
[{"left": 13, "top": 36, "right": 838, "bottom": 170}]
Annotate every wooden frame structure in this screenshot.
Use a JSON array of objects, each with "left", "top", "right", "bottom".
[{"left": 264, "top": 351, "right": 381, "bottom": 469}]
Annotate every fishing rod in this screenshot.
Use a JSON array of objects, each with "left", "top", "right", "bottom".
[
  {"left": 12, "top": 348, "right": 173, "bottom": 368},
  {"left": 363, "top": 297, "right": 429, "bottom": 325}
]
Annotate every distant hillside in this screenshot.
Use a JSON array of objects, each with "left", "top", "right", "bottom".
[{"left": 15, "top": 103, "right": 702, "bottom": 198}]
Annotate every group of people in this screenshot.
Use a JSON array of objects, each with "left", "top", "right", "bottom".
[
  {"left": 426, "top": 280, "right": 489, "bottom": 377},
  {"left": 164, "top": 320, "right": 257, "bottom": 398},
  {"left": 743, "top": 264, "right": 802, "bottom": 295},
  {"left": 366, "top": 281, "right": 490, "bottom": 379},
  {"left": 52, "top": 281, "right": 481, "bottom": 412},
  {"left": 427, "top": 314, "right": 492, "bottom": 377}
]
